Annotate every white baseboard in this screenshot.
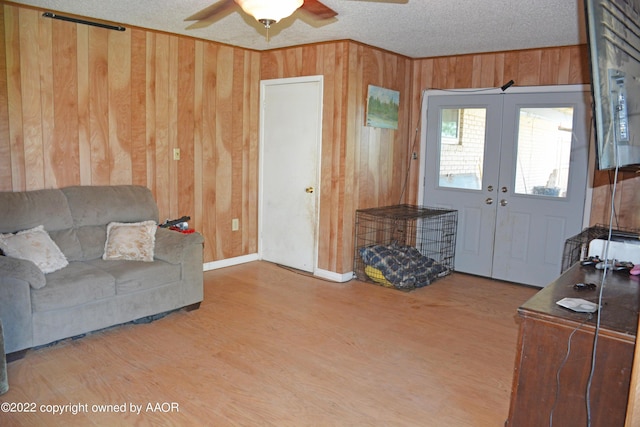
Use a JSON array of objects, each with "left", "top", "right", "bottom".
[
  {"left": 203, "top": 256, "right": 354, "bottom": 283},
  {"left": 314, "top": 268, "right": 354, "bottom": 283},
  {"left": 203, "top": 253, "right": 259, "bottom": 271}
]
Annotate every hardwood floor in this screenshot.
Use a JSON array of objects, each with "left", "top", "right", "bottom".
[{"left": 1, "top": 261, "right": 537, "bottom": 426}]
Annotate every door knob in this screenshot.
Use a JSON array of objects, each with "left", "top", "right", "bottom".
[
  {"left": 501, "top": 187, "right": 508, "bottom": 193},
  {"left": 500, "top": 199, "right": 508, "bottom": 206},
  {"left": 305, "top": 187, "right": 314, "bottom": 193},
  {"left": 485, "top": 197, "right": 494, "bottom": 205}
]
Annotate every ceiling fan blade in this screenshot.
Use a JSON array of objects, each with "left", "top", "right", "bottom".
[
  {"left": 185, "top": 0, "right": 237, "bottom": 21},
  {"left": 300, "top": 0, "right": 338, "bottom": 20}
]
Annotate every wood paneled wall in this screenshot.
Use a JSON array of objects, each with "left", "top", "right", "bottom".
[
  {"left": 261, "top": 42, "right": 412, "bottom": 273},
  {"left": 0, "top": 4, "right": 261, "bottom": 263},
  {"left": 1, "top": 1, "right": 638, "bottom": 273},
  {"left": 589, "top": 170, "right": 640, "bottom": 230}
]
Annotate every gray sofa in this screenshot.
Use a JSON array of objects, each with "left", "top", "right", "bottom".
[{"left": 0, "top": 185, "right": 204, "bottom": 357}]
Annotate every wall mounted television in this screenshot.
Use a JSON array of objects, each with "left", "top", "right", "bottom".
[{"left": 585, "top": 0, "right": 640, "bottom": 170}]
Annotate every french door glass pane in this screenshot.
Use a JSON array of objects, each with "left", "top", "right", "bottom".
[
  {"left": 438, "top": 108, "right": 486, "bottom": 190},
  {"left": 514, "top": 107, "right": 574, "bottom": 198}
]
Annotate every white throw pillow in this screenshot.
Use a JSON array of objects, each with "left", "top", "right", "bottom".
[
  {"left": 103, "top": 220, "right": 157, "bottom": 262},
  {"left": 0, "top": 225, "right": 68, "bottom": 274}
]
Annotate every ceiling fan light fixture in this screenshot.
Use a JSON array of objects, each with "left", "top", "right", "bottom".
[{"left": 235, "top": 0, "right": 303, "bottom": 27}]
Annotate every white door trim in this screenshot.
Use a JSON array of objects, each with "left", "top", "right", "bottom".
[
  {"left": 258, "top": 75, "right": 324, "bottom": 273},
  {"left": 417, "top": 84, "right": 593, "bottom": 228}
]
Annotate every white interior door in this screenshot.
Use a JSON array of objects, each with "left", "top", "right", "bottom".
[
  {"left": 259, "top": 76, "right": 323, "bottom": 272},
  {"left": 422, "top": 86, "right": 590, "bottom": 287}
]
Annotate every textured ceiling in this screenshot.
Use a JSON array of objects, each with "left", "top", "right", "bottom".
[{"left": 9, "top": 0, "right": 587, "bottom": 58}]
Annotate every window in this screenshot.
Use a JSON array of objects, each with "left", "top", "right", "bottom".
[
  {"left": 438, "top": 108, "right": 487, "bottom": 190},
  {"left": 441, "top": 108, "right": 460, "bottom": 141}
]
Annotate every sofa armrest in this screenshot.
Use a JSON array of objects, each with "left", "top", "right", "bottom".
[
  {"left": 0, "top": 256, "right": 46, "bottom": 289},
  {"left": 0, "top": 274, "right": 34, "bottom": 353},
  {"left": 153, "top": 227, "right": 204, "bottom": 264}
]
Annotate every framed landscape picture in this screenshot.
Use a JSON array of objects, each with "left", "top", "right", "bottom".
[{"left": 366, "top": 85, "right": 400, "bottom": 129}]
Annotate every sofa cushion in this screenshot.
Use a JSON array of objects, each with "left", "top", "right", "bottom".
[
  {"left": 62, "top": 185, "right": 159, "bottom": 227},
  {"left": 48, "top": 229, "right": 83, "bottom": 261},
  {"left": 74, "top": 226, "right": 107, "bottom": 260},
  {"left": 0, "top": 188, "right": 83, "bottom": 260},
  {"left": 31, "top": 262, "right": 116, "bottom": 312},
  {"left": 0, "top": 188, "right": 72, "bottom": 233},
  {"left": 0, "top": 225, "right": 68, "bottom": 276},
  {"left": 61, "top": 186, "right": 159, "bottom": 260},
  {"left": 103, "top": 221, "right": 156, "bottom": 262},
  {"left": 86, "top": 259, "right": 181, "bottom": 294}
]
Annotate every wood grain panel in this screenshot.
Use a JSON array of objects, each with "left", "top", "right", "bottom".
[
  {"left": 153, "top": 33, "right": 170, "bottom": 219},
  {"left": 167, "top": 36, "right": 179, "bottom": 220},
  {"left": 516, "top": 49, "right": 542, "bottom": 85},
  {"left": 478, "top": 55, "right": 497, "bottom": 87},
  {"left": 176, "top": 36, "right": 196, "bottom": 227},
  {"left": 38, "top": 16, "right": 55, "bottom": 188},
  {"left": 245, "top": 49, "right": 261, "bottom": 255},
  {"left": 88, "top": 26, "right": 109, "bottom": 186},
  {"left": 51, "top": 19, "right": 80, "bottom": 188},
  {"left": 568, "top": 45, "right": 590, "bottom": 84},
  {"left": 342, "top": 44, "right": 362, "bottom": 274},
  {"left": 201, "top": 41, "right": 219, "bottom": 263},
  {"left": 503, "top": 51, "right": 521, "bottom": 87},
  {"left": 330, "top": 43, "right": 347, "bottom": 272},
  {"left": 215, "top": 45, "right": 234, "bottom": 259},
  {"left": 192, "top": 40, "right": 204, "bottom": 238},
  {"left": 229, "top": 48, "right": 246, "bottom": 256},
  {"left": 107, "top": 29, "right": 132, "bottom": 185},
  {"left": 0, "top": 4, "right": 12, "bottom": 190},
  {"left": 19, "top": 8, "right": 43, "bottom": 190},
  {"left": 590, "top": 171, "right": 640, "bottom": 229},
  {"left": 454, "top": 55, "right": 474, "bottom": 88},
  {"left": 324, "top": 42, "right": 340, "bottom": 272},
  {"left": 539, "top": 47, "right": 560, "bottom": 85},
  {"left": 145, "top": 32, "right": 157, "bottom": 195},
  {"left": 76, "top": 25, "right": 91, "bottom": 185},
  {"left": 130, "top": 29, "right": 147, "bottom": 187}
]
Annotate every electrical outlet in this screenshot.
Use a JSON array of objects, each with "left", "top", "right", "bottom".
[
  {"left": 232, "top": 218, "right": 239, "bottom": 231},
  {"left": 173, "top": 148, "right": 181, "bottom": 161}
]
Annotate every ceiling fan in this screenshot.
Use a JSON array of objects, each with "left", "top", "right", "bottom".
[{"left": 185, "top": 0, "right": 407, "bottom": 30}]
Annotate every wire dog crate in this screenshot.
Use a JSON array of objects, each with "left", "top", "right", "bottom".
[
  {"left": 561, "top": 224, "right": 640, "bottom": 273},
  {"left": 354, "top": 205, "right": 457, "bottom": 289}
]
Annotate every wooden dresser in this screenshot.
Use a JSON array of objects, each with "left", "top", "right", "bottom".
[{"left": 506, "top": 264, "right": 640, "bottom": 427}]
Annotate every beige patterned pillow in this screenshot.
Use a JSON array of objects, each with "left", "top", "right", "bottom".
[
  {"left": 0, "top": 225, "right": 68, "bottom": 275},
  {"left": 103, "top": 220, "right": 157, "bottom": 262}
]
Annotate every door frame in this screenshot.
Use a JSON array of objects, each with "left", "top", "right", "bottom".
[
  {"left": 417, "top": 84, "right": 594, "bottom": 229},
  {"left": 258, "top": 75, "right": 324, "bottom": 272}
]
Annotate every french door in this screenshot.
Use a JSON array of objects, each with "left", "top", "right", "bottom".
[{"left": 422, "top": 87, "right": 590, "bottom": 287}]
